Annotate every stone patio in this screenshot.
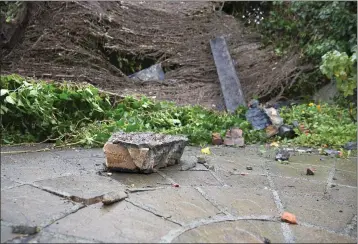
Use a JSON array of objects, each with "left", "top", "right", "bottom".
[{"left": 1, "top": 145, "right": 357, "bottom": 243}]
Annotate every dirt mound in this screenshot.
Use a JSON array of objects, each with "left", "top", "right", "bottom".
[{"left": 1, "top": 1, "right": 302, "bottom": 109}]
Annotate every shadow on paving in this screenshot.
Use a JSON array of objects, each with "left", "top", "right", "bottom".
[{"left": 1, "top": 145, "right": 357, "bottom": 243}]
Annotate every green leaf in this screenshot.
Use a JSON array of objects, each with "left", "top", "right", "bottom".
[
  {"left": 0, "top": 89, "right": 9, "bottom": 96},
  {"left": 5, "top": 96, "right": 15, "bottom": 104}
]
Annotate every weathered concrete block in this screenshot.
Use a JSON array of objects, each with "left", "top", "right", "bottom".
[{"left": 103, "top": 132, "right": 188, "bottom": 173}]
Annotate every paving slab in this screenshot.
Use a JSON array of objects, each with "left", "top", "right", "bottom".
[
  {"left": 1, "top": 152, "right": 104, "bottom": 183},
  {"left": 163, "top": 171, "right": 222, "bottom": 186},
  {"left": 334, "top": 170, "right": 357, "bottom": 187},
  {"left": 329, "top": 185, "right": 357, "bottom": 207},
  {"left": 199, "top": 186, "right": 279, "bottom": 216},
  {"left": 1, "top": 185, "right": 82, "bottom": 227},
  {"left": 46, "top": 201, "right": 178, "bottom": 243},
  {"left": 127, "top": 187, "right": 221, "bottom": 224},
  {"left": 336, "top": 158, "right": 357, "bottom": 172},
  {"left": 273, "top": 177, "right": 357, "bottom": 232},
  {"left": 291, "top": 224, "right": 356, "bottom": 243},
  {"left": 110, "top": 172, "right": 171, "bottom": 187},
  {"left": 172, "top": 220, "right": 284, "bottom": 243},
  {"left": 1, "top": 177, "right": 22, "bottom": 191},
  {"left": 268, "top": 161, "right": 331, "bottom": 182},
  {"left": 33, "top": 175, "right": 126, "bottom": 205},
  {"left": 216, "top": 170, "right": 270, "bottom": 187}
]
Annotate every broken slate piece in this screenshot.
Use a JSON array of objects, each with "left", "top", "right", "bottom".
[
  {"left": 103, "top": 132, "right": 188, "bottom": 173},
  {"left": 102, "top": 191, "right": 128, "bottom": 205},
  {"left": 245, "top": 100, "right": 272, "bottom": 130},
  {"left": 129, "top": 63, "right": 165, "bottom": 82},
  {"left": 210, "top": 36, "right": 246, "bottom": 112},
  {"left": 180, "top": 156, "right": 197, "bottom": 171}
]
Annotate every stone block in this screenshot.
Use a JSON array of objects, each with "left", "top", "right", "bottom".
[{"left": 103, "top": 132, "right": 188, "bottom": 173}]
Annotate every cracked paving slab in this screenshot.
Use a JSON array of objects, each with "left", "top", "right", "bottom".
[
  {"left": 45, "top": 201, "right": 178, "bottom": 243},
  {"left": 126, "top": 187, "right": 221, "bottom": 224},
  {"left": 33, "top": 174, "right": 127, "bottom": 205},
  {"left": 1, "top": 185, "right": 83, "bottom": 228}
]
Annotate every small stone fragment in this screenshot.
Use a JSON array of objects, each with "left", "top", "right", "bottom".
[
  {"left": 12, "top": 225, "right": 39, "bottom": 235},
  {"left": 246, "top": 166, "right": 253, "bottom": 170},
  {"left": 275, "top": 149, "right": 290, "bottom": 161},
  {"left": 208, "top": 165, "right": 215, "bottom": 171},
  {"left": 172, "top": 183, "right": 180, "bottom": 187},
  {"left": 107, "top": 172, "right": 113, "bottom": 176},
  {"left": 212, "top": 132, "right": 223, "bottom": 145},
  {"left": 281, "top": 211, "right": 297, "bottom": 224},
  {"left": 306, "top": 168, "right": 315, "bottom": 175},
  {"left": 102, "top": 191, "right": 128, "bottom": 205},
  {"left": 197, "top": 156, "right": 206, "bottom": 164}
]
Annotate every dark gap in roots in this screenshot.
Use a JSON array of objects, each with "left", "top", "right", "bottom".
[{"left": 96, "top": 41, "right": 156, "bottom": 75}]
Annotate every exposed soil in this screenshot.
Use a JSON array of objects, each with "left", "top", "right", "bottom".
[{"left": 1, "top": 1, "right": 302, "bottom": 109}]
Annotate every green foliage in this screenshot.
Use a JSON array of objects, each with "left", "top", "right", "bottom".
[
  {"left": 261, "top": 1, "right": 357, "bottom": 62},
  {"left": 1, "top": 75, "right": 356, "bottom": 149},
  {"left": 320, "top": 49, "right": 357, "bottom": 97},
  {"left": 0, "top": 1, "right": 24, "bottom": 23},
  {"left": 280, "top": 103, "right": 356, "bottom": 148},
  {"left": 1, "top": 74, "right": 111, "bottom": 144}
]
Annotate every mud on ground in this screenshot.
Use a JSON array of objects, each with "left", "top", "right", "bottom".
[{"left": 1, "top": 1, "right": 302, "bottom": 109}]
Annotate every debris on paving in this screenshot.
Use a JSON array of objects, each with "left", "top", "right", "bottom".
[
  {"left": 197, "top": 156, "right": 206, "bottom": 164},
  {"left": 172, "top": 183, "right": 180, "bottom": 187},
  {"left": 323, "top": 149, "right": 341, "bottom": 156},
  {"left": 281, "top": 211, "right": 297, "bottom": 224},
  {"left": 245, "top": 100, "right": 272, "bottom": 130},
  {"left": 246, "top": 166, "right": 253, "bottom": 170},
  {"left": 107, "top": 172, "right": 113, "bottom": 176},
  {"left": 12, "top": 225, "right": 40, "bottom": 235},
  {"left": 102, "top": 191, "right": 128, "bottom": 205},
  {"left": 223, "top": 128, "right": 244, "bottom": 147},
  {"left": 306, "top": 168, "right": 315, "bottom": 175},
  {"left": 275, "top": 149, "right": 290, "bottom": 161},
  {"left": 212, "top": 132, "right": 223, "bottom": 145},
  {"left": 201, "top": 147, "right": 211, "bottom": 155}
]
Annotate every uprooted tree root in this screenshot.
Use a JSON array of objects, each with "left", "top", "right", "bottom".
[{"left": 0, "top": 1, "right": 307, "bottom": 108}]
